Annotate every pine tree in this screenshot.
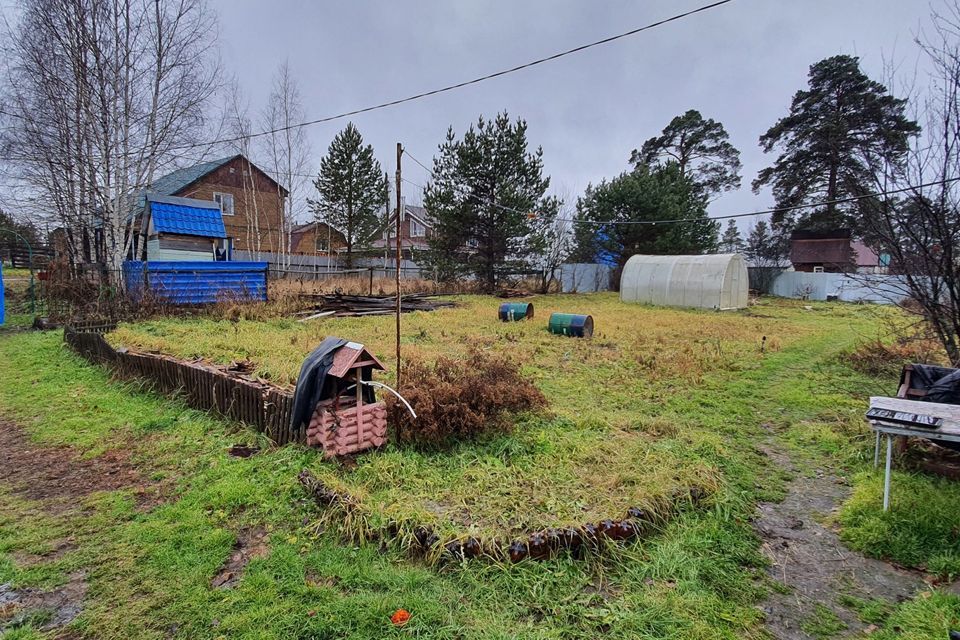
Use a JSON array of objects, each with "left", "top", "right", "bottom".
[
  {"left": 573, "top": 162, "right": 718, "bottom": 268},
  {"left": 423, "top": 112, "right": 558, "bottom": 290},
  {"left": 753, "top": 55, "right": 919, "bottom": 231},
  {"left": 743, "top": 219, "right": 788, "bottom": 293},
  {"left": 631, "top": 109, "right": 741, "bottom": 199},
  {"left": 720, "top": 219, "right": 744, "bottom": 253},
  {"left": 308, "top": 123, "right": 388, "bottom": 268}
]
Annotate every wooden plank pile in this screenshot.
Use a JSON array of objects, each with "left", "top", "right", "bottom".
[{"left": 297, "top": 293, "right": 455, "bottom": 318}]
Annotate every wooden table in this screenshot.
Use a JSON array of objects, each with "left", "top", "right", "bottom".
[{"left": 867, "top": 396, "right": 960, "bottom": 511}]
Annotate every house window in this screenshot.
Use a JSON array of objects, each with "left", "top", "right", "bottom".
[
  {"left": 213, "top": 192, "right": 234, "bottom": 216},
  {"left": 813, "top": 266, "right": 824, "bottom": 273},
  {"left": 410, "top": 220, "right": 425, "bottom": 238},
  {"left": 315, "top": 236, "right": 329, "bottom": 252}
]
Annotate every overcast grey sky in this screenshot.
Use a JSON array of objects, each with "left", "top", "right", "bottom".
[{"left": 213, "top": 1, "right": 931, "bottom": 226}]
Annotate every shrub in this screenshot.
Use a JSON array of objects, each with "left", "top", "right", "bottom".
[
  {"left": 386, "top": 349, "right": 547, "bottom": 448},
  {"left": 847, "top": 336, "right": 947, "bottom": 378}
]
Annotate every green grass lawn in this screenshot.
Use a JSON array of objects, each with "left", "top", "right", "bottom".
[{"left": 0, "top": 294, "right": 958, "bottom": 638}]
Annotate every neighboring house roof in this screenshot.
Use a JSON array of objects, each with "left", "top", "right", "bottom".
[
  {"left": 290, "top": 221, "right": 347, "bottom": 252},
  {"left": 788, "top": 229, "right": 881, "bottom": 268},
  {"left": 377, "top": 204, "right": 434, "bottom": 230},
  {"left": 850, "top": 240, "right": 880, "bottom": 267},
  {"left": 790, "top": 238, "right": 851, "bottom": 265},
  {"left": 131, "top": 154, "right": 288, "bottom": 222},
  {"left": 145, "top": 154, "right": 289, "bottom": 199},
  {"left": 405, "top": 204, "right": 433, "bottom": 225},
  {"left": 371, "top": 204, "right": 434, "bottom": 248},
  {"left": 149, "top": 194, "right": 226, "bottom": 238},
  {"left": 149, "top": 156, "right": 237, "bottom": 196},
  {"left": 292, "top": 220, "right": 346, "bottom": 236}
]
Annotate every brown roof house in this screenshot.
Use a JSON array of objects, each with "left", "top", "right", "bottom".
[
  {"left": 135, "top": 155, "right": 288, "bottom": 257},
  {"left": 789, "top": 229, "right": 885, "bottom": 274}
]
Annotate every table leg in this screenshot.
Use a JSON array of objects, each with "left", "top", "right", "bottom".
[
  {"left": 883, "top": 434, "right": 893, "bottom": 512},
  {"left": 874, "top": 430, "right": 881, "bottom": 468}
]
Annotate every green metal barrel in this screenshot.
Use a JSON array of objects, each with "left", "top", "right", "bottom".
[
  {"left": 499, "top": 302, "right": 534, "bottom": 322},
  {"left": 548, "top": 313, "right": 594, "bottom": 338}
]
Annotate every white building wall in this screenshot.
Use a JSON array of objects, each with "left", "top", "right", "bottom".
[
  {"left": 770, "top": 271, "right": 912, "bottom": 304},
  {"left": 146, "top": 239, "right": 213, "bottom": 262}
]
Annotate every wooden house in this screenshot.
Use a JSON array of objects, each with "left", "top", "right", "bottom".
[{"left": 136, "top": 154, "right": 288, "bottom": 257}]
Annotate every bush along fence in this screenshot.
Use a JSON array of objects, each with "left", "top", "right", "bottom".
[
  {"left": 63, "top": 323, "right": 301, "bottom": 444},
  {"left": 298, "top": 469, "right": 712, "bottom": 565}
]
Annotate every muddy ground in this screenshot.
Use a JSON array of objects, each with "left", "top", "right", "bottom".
[
  {"left": 755, "top": 441, "right": 925, "bottom": 639},
  {"left": 0, "top": 419, "right": 155, "bottom": 636},
  {"left": 0, "top": 419, "right": 160, "bottom": 512},
  {"left": 0, "top": 418, "right": 272, "bottom": 636}
]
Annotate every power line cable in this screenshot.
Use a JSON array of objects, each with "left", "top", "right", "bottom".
[
  {"left": 1, "top": 0, "right": 733, "bottom": 160},
  {"left": 401, "top": 167, "right": 960, "bottom": 226},
  {"left": 556, "top": 177, "right": 960, "bottom": 225},
  {"left": 167, "top": 0, "right": 732, "bottom": 151}
]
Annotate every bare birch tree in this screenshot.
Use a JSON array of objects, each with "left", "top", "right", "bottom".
[
  {"left": 0, "top": 0, "right": 220, "bottom": 281},
  {"left": 858, "top": 1, "right": 960, "bottom": 364},
  {"left": 260, "top": 61, "right": 311, "bottom": 267},
  {"left": 223, "top": 80, "right": 265, "bottom": 255}
]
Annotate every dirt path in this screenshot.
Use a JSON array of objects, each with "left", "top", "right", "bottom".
[
  {"left": 0, "top": 419, "right": 160, "bottom": 513},
  {"left": 755, "top": 442, "right": 925, "bottom": 639},
  {"left": 0, "top": 418, "right": 160, "bottom": 636}
]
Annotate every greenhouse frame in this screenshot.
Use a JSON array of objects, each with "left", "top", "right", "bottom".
[{"left": 619, "top": 253, "right": 749, "bottom": 310}]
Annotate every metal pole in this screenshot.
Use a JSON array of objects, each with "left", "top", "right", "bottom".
[
  {"left": 883, "top": 434, "right": 893, "bottom": 511},
  {"left": 874, "top": 430, "right": 881, "bottom": 468},
  {"left": 395, "top": 143, "right": 403, "bottom": 387}
]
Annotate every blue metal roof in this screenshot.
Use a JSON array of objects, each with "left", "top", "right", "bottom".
[{"left": 149, "top": 195, "right": 226, "bottom": 238}]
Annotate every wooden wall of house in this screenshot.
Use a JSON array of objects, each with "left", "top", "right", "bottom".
[
  {"left": 291, "top": 223, "right": 347, "bottom": 255},
  {"left": 176, "top": 156, "right": 286, "bottom": 253}
]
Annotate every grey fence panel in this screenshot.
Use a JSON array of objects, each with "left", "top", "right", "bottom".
[
  {"left": 233, "top": 250, "right": 340, "bottom": 270},
  {"left": 770, "top": 271, "right": 914, "bottom": 304},
  {"left": 554, "top": 264, "right": 613, "bottom": 293}
]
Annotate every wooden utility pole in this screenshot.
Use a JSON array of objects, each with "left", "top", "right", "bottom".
[{"left": 395, "top": 142, "right": 403, "bottom": 386}]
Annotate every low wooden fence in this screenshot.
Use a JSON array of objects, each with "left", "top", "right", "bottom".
[{"left": 63, "top": 323, "right": 301, "bottom": 444}]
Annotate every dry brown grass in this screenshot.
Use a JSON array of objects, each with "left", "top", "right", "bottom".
[
  {"left": 847, "top": 335, "right": 948, "bottom": 378},
  {"left": 267, "top": 274, "right": 478, "bottom": 298},
  {"left": 387, "top": 349, "right": 547, "bottom": 448}
]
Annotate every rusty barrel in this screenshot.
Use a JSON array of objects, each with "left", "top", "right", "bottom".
[
  {"left": 499, "top": 302, "right": 534, "bottom": 322},
  {"left": 548, "top": 313, "right": 593, "bottom": 338}
]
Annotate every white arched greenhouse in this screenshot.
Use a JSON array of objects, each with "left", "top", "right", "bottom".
[{"left": 619, "top": 253, "right": 749, "bottom": 310}]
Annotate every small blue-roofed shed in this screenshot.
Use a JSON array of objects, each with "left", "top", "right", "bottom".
[
  {"left": 128, "top": 194, "right": 267, "bottom": 304},
  {"left": 144, "top": 194, "right": 226, "bottom": 261}
]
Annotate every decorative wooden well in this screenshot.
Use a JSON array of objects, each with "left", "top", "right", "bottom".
[{"left": 305, "top": 342, "right": 389, "bottom": 458}]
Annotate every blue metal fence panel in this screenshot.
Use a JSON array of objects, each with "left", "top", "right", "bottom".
[
  {"left": 0, "top": 264, "right": 5, "bottom": 325},
  {"left": 124, "top": 261, "right": 268, "bottom": 304},
  {"left": 123, "top": 261, "right": 146, "bottom": 302}
]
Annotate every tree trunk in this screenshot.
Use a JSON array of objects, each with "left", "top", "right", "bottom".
[{"left": 826, "top": 162, "right": 839, "bottom": 221}]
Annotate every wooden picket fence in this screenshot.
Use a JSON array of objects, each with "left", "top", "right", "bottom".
[{"left": 64, "top": 323, "right": 301, "bottom": 444}]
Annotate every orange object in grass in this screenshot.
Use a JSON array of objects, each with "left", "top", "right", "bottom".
[{"left": 390, "top": 609, "right": 411, "bottom": 626}]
